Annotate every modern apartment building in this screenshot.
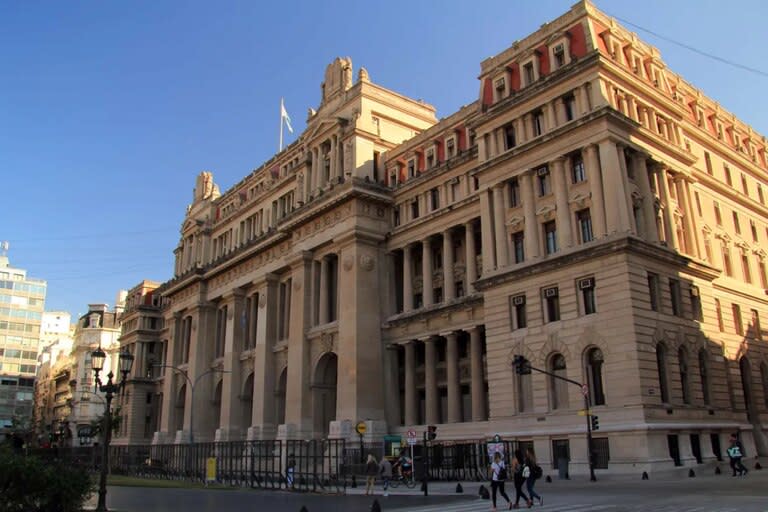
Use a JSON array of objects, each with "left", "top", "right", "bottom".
[
  {"left": 132, "top": 1, "right": 766, "bottom": 474},
  {"left": 0, "top": 253, "right": 46, "bottom": 434}
]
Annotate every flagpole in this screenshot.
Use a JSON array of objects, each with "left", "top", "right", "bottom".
[{"left": 279, "top": 98, "right": 284, "bottom": 152}]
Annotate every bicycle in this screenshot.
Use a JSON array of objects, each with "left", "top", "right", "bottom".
[{"left": 388, "top": 469, "right": 417, "bottom": 488}]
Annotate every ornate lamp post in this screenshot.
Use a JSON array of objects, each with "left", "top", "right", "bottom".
[{"left": 91, "top": 346, "right": 134, "bottom": 512}]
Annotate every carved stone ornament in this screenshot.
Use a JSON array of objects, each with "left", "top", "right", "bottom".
[
  {"left": 342, "top": 255, "right": 354, "bottom": 271},
  {"left": 320, "top": 332, "right": 334, "bottom": 353},
  {"left": 258, "top": 293, "right": 267, "bottom": 309},
  {"left": 359, "top": 254, "right": 374, "bottom": 271}
]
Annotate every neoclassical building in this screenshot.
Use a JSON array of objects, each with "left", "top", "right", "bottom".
[{"left": 140, "top": 1, "right": 768, "bottom": 474}]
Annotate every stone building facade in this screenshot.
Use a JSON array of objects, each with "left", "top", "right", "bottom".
[{"left": 147, "top": 1, "right": 768, "bottom": 474}]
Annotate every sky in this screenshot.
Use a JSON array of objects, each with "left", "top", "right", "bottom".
[{"left": 2, "top": 0, "right": 767, "bottom": 322}]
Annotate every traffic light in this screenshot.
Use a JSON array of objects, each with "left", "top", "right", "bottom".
[
  {"left": 512, "top": 355, "right": 531, "bottom": 375},
  {"left": 427, "top": 425, "right": 437, "bottom": 441},
  {"left": 590, "top": 415, "right": 599, "bottom": 431}
]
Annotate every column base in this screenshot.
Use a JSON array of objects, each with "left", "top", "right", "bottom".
[
  {"left": 247, "top": 425, "right": 277, "bottom": 441},
  {"left": 173, "top": 430, "right": 191, "bottom": 444},
  {"left": 151, "top": 431, "right": 175, "bottom": 445},
  {"left": 215, "top": 427, "right": 243, "bottom": 442}
]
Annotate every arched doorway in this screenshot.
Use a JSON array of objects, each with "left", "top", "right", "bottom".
[
  {"left": 313, "top": 353, "right": 338, "bottom": 437},
  {"left": 275, "top": 368, "right": 287, "bottom": 426},
  {"left": 241, "top": 373, "right": 254, "bottom": 433},
  {"left": 175, "top": 384, "right": 186, "bottom": 433}
]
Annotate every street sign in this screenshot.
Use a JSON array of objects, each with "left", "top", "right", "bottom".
[
  {"left": 355, "top": 421, "right": 367, "bottom": 435},
  {"left": 578, "top": 409, "right": 592, "bottom": 416},
  {"left": 406, "top": 429, "right": 417, "bottom": 439},
  {"left": 407, "top": 436, "right": 417, "bottom": 445},
  {"left": 581, "top": 384, "right": 589, "bottom": 397}
]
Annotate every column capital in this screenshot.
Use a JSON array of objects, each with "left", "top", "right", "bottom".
[
  {"left": 221, "top": 288, "right": 246, "bottom": 301},
  {"left": 466, "top": 325, "right": 483, "bottom": 335},
  {"left": 419, "top": 335, "right": 437, "bottom": 343},
  {"left": 550, "top": 155, "right": 567, "bottom": 166},
  {"left": 440, "top": 331, "right": 458, "bottom": 339}
]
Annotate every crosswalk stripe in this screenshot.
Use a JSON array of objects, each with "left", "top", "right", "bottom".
[{"left": 389, "top": 502, "right": 746, "bottom": 512}]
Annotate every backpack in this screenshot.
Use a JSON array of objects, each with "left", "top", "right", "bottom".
[
  {"left": 533, "top": 465, "right": 543, "bottom": 479},
  {"left": 497, "top": 462, "right": 508, "bottom": 480}
]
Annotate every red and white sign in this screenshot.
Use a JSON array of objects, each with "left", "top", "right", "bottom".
[
  {"left": 581, "top": 384, "right": 589, "bottom": 397},
  {"left": 406, "top": 430, "right": 417, "bottom": 439}
]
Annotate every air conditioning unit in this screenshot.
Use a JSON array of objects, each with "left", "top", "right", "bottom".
[
  {"left": 513, "top": 295, "right": 526, "bottom": 306},
  {"left": 495, "top": 78, "right": 505, "bottom": 91},
  {"left": 578, "top": 278, "right": 595, "bottom": 290},
  {"left": 536, "top": 167, "right": 549, "bottom": 177},
  {"left": 544, "top": 287, "right": 558, "bottom": 298}
]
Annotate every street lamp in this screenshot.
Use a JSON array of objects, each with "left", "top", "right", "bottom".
[{"left": 91, "top": 346, "right": 134, "bottom": 512}]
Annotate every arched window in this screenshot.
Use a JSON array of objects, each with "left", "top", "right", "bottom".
[
  {"left": 699, "top": 349, "right": 710, "bottom": 405},
  {"left": 549, "top": 353, "right": 569, "bottom": 410},
  {"left": 656, "top": 344, "right": 669, "bottom": 403},
  {"left": 678, "top": 347, "right": 690, "bottom": 404},
  {"left": 586, "top": 348, "right": 605, "bottom": 406}
]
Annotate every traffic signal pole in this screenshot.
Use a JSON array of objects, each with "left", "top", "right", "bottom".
[{"left": 513, "top": 356, "right": 597, "bottom": 481}]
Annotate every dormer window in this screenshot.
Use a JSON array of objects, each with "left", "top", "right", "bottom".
[
  {"left": 495, "top": 77, "right": 505, "bottom": 92},
  {"left": 407, "top": 159, "right": 416, "bottom": 178},
  {"left": 446, "top": 137, "right": 456, "bottom": 158},
  {"left": 426, "top": 148, "right": 435, "bottom": 169},
  {"left": 523, "top": 62, "right": 535, "bottom": 86},
  {"left": 553, "top": 43, "right": 566, "bottom": 68}
]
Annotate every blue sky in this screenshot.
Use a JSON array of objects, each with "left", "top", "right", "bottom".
[{"left": 2, "top": 0, "right": 767, "bottom": 321}]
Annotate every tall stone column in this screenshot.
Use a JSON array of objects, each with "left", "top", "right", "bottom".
[
  {"left": 156, "top": 312, "right": 182, "bottom": 443},
  {"left": 445, "top": 332, "right": 461, "bottom": 423},
  {"left": 404, "top": 341, "right": 417, "bottom": 426},
  {"left": 521, "top": 172, "right": 540, "bottom": 259},
  {"left": 216, "top": 289, "right": 246, "bottom": 441},
  {"left": 185, "top": 302, "right": 216, "bottom": 442},
  {"left": 422, "top": 238, "right": 434, "bottom": 307},
  {"left": 544, "top": 102, "right": 556, "bottom": 132},
  {"left": 464, "top": 222, "right": 478, "bottom": 293},
  {"left": 480, "top": 190, "right": 496, "bottom": 273},
  {"left": 578, "top": 85, "right": 590, "bottom": 115},
  {"left": 615, "top": 143, "right": 637, "bottom": 235},
  {"left": 584, "top": 145, "right": 607, "bottom": 238},
  {"left": 633, "top": 154, "right": 659, "bottom": 242},
  {"left": 403, "top": 245, "right": 413, "bottom": 311},
  {"left": 330, "top": 136, "right": 338, "bottom": 181},
  {"left": 311, "top": 148, "right": 319, "bottom": 192},
  {"left": 492, "top": 184, "right": 509, "bottom": 268},
  {"left": 469, "top": 327, "right": 487, "bottom": 421},
  {"left": 443, "top": 229, "right": 455, "bottom": 301},
  {"left": 283, "top": 252, "right": 313, "bottom": 439},
  {"left": 598, "top": 139, "right": 633, "bottom": 234},
  {"left": 658, "top": 168, "right": 678, "bottom": 250},
  {"left": 248, "top": 276, "right": 278, "bottom": 440},
  {"left": 424, "top": 337, "right": 438, "bottom": 425},
  {"left": 552, "top": 157, "right": 573, "bottom": 248},
  {"left": 318, "top": 256, "right": 329, "bottom": 324}
]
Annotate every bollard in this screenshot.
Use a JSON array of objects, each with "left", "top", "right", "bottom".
[
  {"left": 370, "top": 499, "right": 382, "bottom": 512},
  {"left": 455, "top": 483, "right": 463, "bottom": 493},
  {"left": 420, "top": 480, "right": 427, "bottom": 492},
  {"left": 351, "top": 475, "right": 357, "bottom": 488},
  {"left": 641, "top": 471, "right": 648, "bottom": 480},
  {"left": 545, "top": 475, "right": 552, "bottom": 483},
  {"left": 755, "top": 462, "right": 763, "bottom": 470},
  {"left": 479, "top": 484, "right": 490, "bottom": 500},
  {"left": 688, "top": 469, "right": 695, "bottom": 478},
  {"left": 715, "top": 466, "right": 721, "bottom": 475}
]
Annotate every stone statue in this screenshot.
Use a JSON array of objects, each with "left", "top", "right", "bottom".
[
  {"left": 193, "top": 171, "right": 220, "bottom": 202},
  {"left": 358, "top": 67, "right": 369, "bottom": 82},
  {"left": 342, "top": 57, "right": 353, "bottom": 89}
]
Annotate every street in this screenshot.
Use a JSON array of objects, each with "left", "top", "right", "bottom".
[{"left": 86, "top": 466, "right": 768, "bottom": 512}]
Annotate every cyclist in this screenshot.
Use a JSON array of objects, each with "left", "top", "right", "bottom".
[{"left": 394, "top": 451, "right": 413, "bottom": 479}]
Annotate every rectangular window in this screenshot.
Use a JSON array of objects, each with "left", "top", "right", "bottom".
[
  {"left": 504, "top": 123, "right": 516, "bottom": 150},
  {"left": 563, "top": 94, "right": 576, "bottom": 122},
  {"left": 508, "top": 178, "right": 520, "bottom": 207},
  {"left": 714, "top": 202, "right": 722, "bottom": 226},
  {"left": 430, "top": 188, "right": 440, "bottom": 211},
  {"left": 742, "top": 254, "right": 752, "bottom": 283},
  {"left": 715, "top": 299, "right": 724, "bottom": 332},
  {"left": 393, "top": 206, "right": 401, "bottom": 227},
  {"left": 571, "top": 154, "right": 585, "bottom": 183},
  {"left": 426, "top": 149, "right": 435, "bottom": 169},
  {"left": 733, "top": 211, "right": 741, "bottom": 234},
  {"left": 446, "top": 138, "right": 456, "bottom": 158},
  {"left": 533, "top": 110, "right": 544, "bottom": 136},
  {"left": 694, "top": 192, "right": 702, "bottom": 216},
  {"left": 451, "top": 180, "right": 460, "bottom": 202},
  {"left": 536, "top": 166, "right": 550, "bottom": 196},
  {"left": 576, "top": 209, "right": 593, "bottom": 243},
  {"left": 579, "top": 277, "right": 596, "bottom": 315},
  {"left": 751, "top": 309, "right": 762, "bottom": 340},
  {"left": 724, "top": 165, "right": 732, "bottom": 186},
  {"left": 758, "top": 184, "right": 764, "bottom": 204},
  {"left": 411, "top": 199, "right": 420, "bottom": 220},
  {"left": 407, "top": 160, "right": 416, "bottom": 178},
  {"left": 509, "top": 295, "right": 527, "bottom": 330},
  {"left": 750, "top": 220, "right": 758, "bottom": 242},
  {"left": 553, "top": 44, "right": 566, "bottom": 68},
  {"left": 690, "top": 286, "right": 703, "bottom": 322},
  {"left": 669, "top": 279, "right": 683, "bottom": 317},
  {"left": 741, "top": 174, "right": 749, "bottom": 195},
  {"left": 704, "top": 152, "right": 712, "bottom": 175},
  {"left": 544, "top": 221, "right": 558, "bottom": 254},
  {"left": 760, "top": 260, "right": 768, "bottom": 288},
  {"left": 523, "top": 62, "right": 535, "bottom": 85},
  {"left": 543, "top": 287, "right": 560, "bottom": 322},
  {"left": 722, "top": 245, "right": 732, "bottom": 276},
  {"left": 512, "top": 232, "right": 525, "bottom": 263},
  {"left": 647, "top": 272, "right": 660, "bottom": 312},
  {"left": 732, "top": 304, "right": 743, "bottom": 335}
]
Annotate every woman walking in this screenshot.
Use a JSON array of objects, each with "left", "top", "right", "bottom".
[
  {"left": 489, "top": 452, "right": 511, "bottom": 511},
  {"left": 524, "top": 448, "right": 542, "bottom": 506},
  {"left": 364, "top": 454, "right": 379, "bottom": 496},
  {"left": 512, "top": 449, "right": 531, "bottom": 508}
]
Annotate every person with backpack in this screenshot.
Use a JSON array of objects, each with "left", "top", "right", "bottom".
[
  {"left": 512, "top": 449, "right": 532, "bottom": 508},
  {"left": 727, "top": 433, "right": 748, "bottom": 477},
  {"left": 489, "top": 451, "right": 512, "bottom": 511},
  {"left": 524, "top": 448, "right": 543, "bottom": 506}
]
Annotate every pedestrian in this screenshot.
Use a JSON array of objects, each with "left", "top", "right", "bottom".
[
  {"left": 286, "top": 453, "right": 296, "bottom": 488},
  {"left": 489, "top": 451, "right": 511, "bottom": 511},
  {"left": 365, "top": 454, "right": 379, "bottom": 495},
  {"left": 727, "top": 433, "right": 748, "bottom": 477},
  {"left": 379, "top": 456, "right": 393, "bottom": 496},
  {"left": 524, "top": 448, "right": 543, "bottom": 506},
  {"left": 512, "top": 449, "right": 531, "bottom": 508}
]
